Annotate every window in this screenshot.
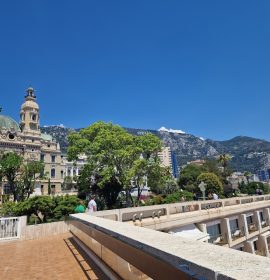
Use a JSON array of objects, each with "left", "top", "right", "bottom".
[
  {"left": 40, "top": 154, "right": 45, "bottom": 161},
  {"left": 8, "top": 134, "right": 15, "bottom": 140},
  {"left": 51, "top": 168, "right": 55, "bottom": 178},
  {"left": 32, "top": 114, "right": 36, "bottom": 121},
  {"left": 207, "top": 224, "right": 221, "bottom": 238},
  {"left": 47, "top": 144, "right": 50, "bottom": 148},
  {"left": 246, "top": 216, "right": 253, "bottom": 225},
  {"left": 229, "top": 219, "right": 239, "bottom": 232},
  {"left": 51, "top": 185, "right": 56, "bottom": 195},
  {"left": 260, "top": 212, "right": 265, "bottom": 222},
  {"left": 51, "top": 155, "right": 56, "bottom": 163},
  {"left": 254, "top": 241, "right": 258, "bottom": 251},
  {"left": 61, "top": 170, "right": 64, "bottom": 179},
  {"left": 41, "top": 185, "right": 44, "bottom": 195}
]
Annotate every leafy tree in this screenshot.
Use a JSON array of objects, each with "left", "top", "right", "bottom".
[
  {"left": 0, "top": 152, "right": 23, "bottom": 201},
  {"left": 197, "top": 172, "right": 223, "bottom": 196},
  {"left": 27, "top": 196, "right": 55, "bottom": 223},
  {"left": 150, "top": 166, "right": 178, "bottom": 194},
  {"left": 0, "top": 195, "right": 81, "bottom": 223},
  {"left": 19, "top": 161, "right": 45, "bottom": 199},
  {"left": 243, "top": 171, "right": 252, "bottom": 184},
  {"left": 62, "top": 176, "right": 75, "bottom": 190},
  {"left": 68, "top": 121, "right": 165, "bottom": 208},
  {"left": 52, "top": 195, "right": 80, "bottom": 220},
  {"left": 178, "top": 164, "right": 206, "bottom": 189},
  {"left": 239, "top": 182, "right": 269, "bottom": 195},
  {"left": 202, "top": 159, "right": 221, "bottom": 177}
]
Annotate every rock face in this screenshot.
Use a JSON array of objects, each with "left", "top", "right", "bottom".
[{"left": 41, "top": 126, "right": 270, "bottom": 173}]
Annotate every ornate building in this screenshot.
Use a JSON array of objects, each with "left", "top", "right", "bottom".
[{"left": 0, "top": 87, "right": 62, "bottom": 196}]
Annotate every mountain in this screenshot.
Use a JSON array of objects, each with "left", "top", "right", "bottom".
[{"left": 41, "top": 126, "right": 270, "bottom": 173}]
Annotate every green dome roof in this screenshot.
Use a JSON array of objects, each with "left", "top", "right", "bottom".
[{"left": 0, "top": 115, "right": 20, "bottom": 131}]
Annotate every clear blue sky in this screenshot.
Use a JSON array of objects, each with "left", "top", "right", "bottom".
[{"left": 1, "top": 1, "right": 270, "bottom": 141}]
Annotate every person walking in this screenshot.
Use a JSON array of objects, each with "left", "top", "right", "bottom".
[{"left": 88, "top": 195, "right": 97, "bottom": 213}]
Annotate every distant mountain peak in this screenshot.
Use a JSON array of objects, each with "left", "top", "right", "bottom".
[{"left": 158, "top": 126, "right": 186, "bottom": 134}]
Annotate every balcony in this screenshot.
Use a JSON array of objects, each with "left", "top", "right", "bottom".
[
  {"left": 208, "top": 233, "right": 228, "bottom": 245},
  {"left": 231, "top": 228, "right": 244, "bottom": 241},
  {"left": 248, "top": 223, "right": 258, "bottom": 234}
]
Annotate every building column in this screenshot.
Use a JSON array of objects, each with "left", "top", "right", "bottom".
[
  {"left": 243, "top": 241, "right": 255, "bottom": 254},
  {"left": 257, "top": 234, "right": 269, "bottom": 257},
  {"left": 196, "top": 223, "right": 207, "bottom": 233},
  {"left": 221, "top": 218, "right": 232, "bottom": 246},
  {"left": 239, "top": 214, "right": 248, "bottom": 238},
  {"left": 263, "top": 208, "right": 270, "bottom": 226},
  {"left": 254, "top": 211, "right": 262, "bottom": 232}
]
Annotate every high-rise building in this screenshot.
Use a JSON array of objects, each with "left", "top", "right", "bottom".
[
  {"left": 158, "top": 147, "right": 178, "bottom": 178},
  {"left": 158, "top": 147, "right": 172, "bottom": 168}
]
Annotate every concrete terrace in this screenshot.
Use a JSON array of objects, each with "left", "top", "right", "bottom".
[{"left": 0, "top": 233, "right": 108, "bottom": 280}]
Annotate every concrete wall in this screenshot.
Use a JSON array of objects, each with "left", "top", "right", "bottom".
[
  {"left": 70, "top": 213, "right": 270, "bottom": 280},
  {"left": 21, "top": 219, "right": 69, "bottom": 240}
]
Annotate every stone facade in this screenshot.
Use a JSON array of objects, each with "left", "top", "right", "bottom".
[{"left": 0, "top": 87, "right": 62, "bottom": 196}]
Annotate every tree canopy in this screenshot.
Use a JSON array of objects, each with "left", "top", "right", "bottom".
[
  {"left": 68, "top": 121, "right": 169, "bottom": 207},
  {"left": 0, "top": 152, "right": 44, "bottom": 201},
  {"left": 197, "top": 172, "right": 223, "bottom": 196}
]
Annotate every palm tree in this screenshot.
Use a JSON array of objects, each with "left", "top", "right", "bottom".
[{"left": 218, "top": 153, "right": 231, "bottom": 170}]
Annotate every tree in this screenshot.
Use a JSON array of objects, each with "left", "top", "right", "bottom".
[
  {"left": 48, "top": 178, "right": 51, "bottom": 195},
  {"left": 62, "top": 176, "right": 75, "bottom": 190},
  {"left": 243, "top": 171, "right": 252, "bottom": 184},
  {"left": 0, "top": 195, "right": 81, "bottom": 223},
  {"left": 19, "top": 161, "right": 45, "bottom": 199},
  {"left": 68, "top": 121, "right": 165, "bottom": 208},
  {"left": 178, "top": 164, "right": 206, "bottom": 190},
  {"left": 218, "top": 153, "right": 231, "bottom": 170},
  {"left": 0, "top": 152, "right": 23, "bottom": 201},
  {"left": 197, "top": 172, "right": 223, "bottom": 196},
  {"left": 239, "top": 182, "right": 269, "bottom": 195}
]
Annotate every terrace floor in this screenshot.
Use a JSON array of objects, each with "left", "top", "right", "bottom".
[{"left": 0, "top": 233, "right": 108, "bottom": 280}]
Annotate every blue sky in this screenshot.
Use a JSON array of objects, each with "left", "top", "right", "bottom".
[{"left": 1, "top": 1, "right": 270, "bottom": 141}]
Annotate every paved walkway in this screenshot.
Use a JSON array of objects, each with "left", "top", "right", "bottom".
[{"left": 0, "top": 233, "right": 107, "bottom": 280}]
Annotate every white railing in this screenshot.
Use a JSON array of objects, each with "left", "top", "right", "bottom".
[{"left": 0, "top": 217, "right": 21, "bottom": 240}]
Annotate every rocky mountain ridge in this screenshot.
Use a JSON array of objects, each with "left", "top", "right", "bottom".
[{"left": 41, "top": 126, "right": 270, "bottom": 173}]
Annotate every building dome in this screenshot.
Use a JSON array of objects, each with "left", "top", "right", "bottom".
[
  {"left": 21, "top": 100, "right": 39, "bottom": 110},
  {"left": 0, "top": 115, "right": 20, "bottom": 131}
]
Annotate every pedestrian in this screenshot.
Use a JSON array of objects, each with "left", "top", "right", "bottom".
[
  {"left": 88, "top": 195, "right": 97, "bottom": 213},
  {"left": 75, "top": 200, "right": 86, "bottom": 213},
  {"left": 213, "top": 193, "right": 219, "bottom": 200}
]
